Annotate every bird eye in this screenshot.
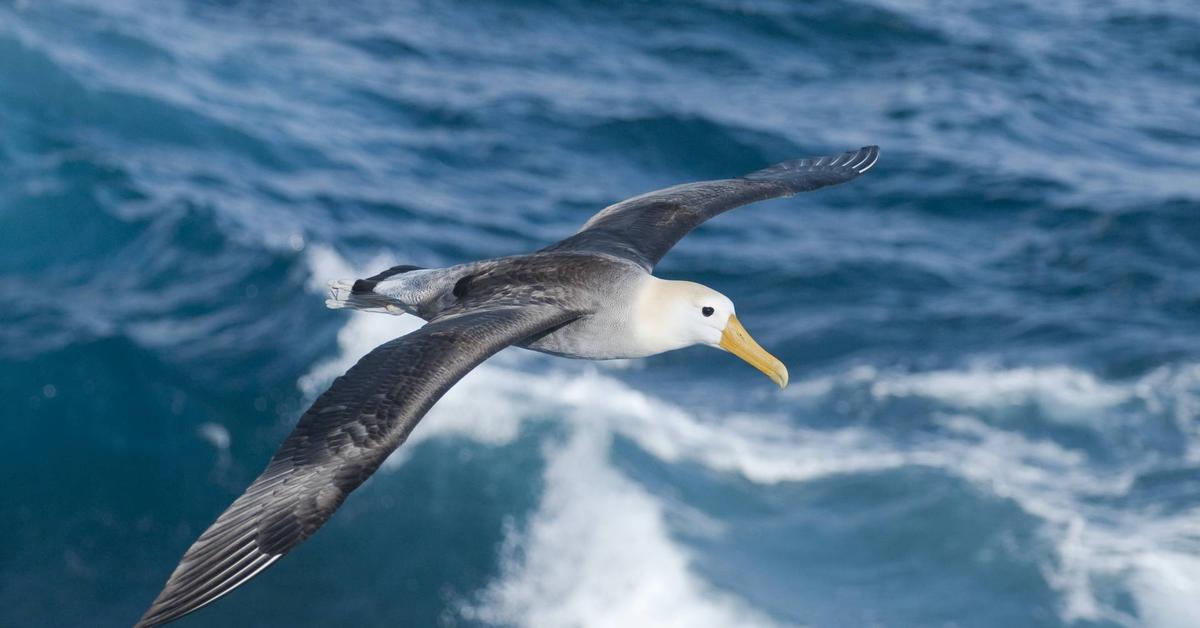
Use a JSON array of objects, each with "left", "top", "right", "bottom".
[{"left": 702, "top": 306, "right": 715, "bottom": 317}]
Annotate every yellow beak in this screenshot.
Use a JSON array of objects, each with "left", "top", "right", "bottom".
[{"left": 718, "top": 315, "right": 789, "bottom": 388}]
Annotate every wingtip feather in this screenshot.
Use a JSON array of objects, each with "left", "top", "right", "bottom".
[
  {"left": 743, "top": 144, "right": 881, "bottom": 190},
  {"left": 135, "top": 552, "right": 281, "bottom": 627},
  {"left": 854, "top": 145, "right": 881, "bottom": 173}
]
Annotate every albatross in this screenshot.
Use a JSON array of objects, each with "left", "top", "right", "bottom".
[{"left": 137, "top": 145, "right": 880, "bottom": 626}]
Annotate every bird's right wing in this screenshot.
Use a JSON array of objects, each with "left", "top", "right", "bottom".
[
  {"left": 543, "top": 146, "right": 879, "bottom": 270},
  {"left": 136, "top": 305, "right": 579, "bottom": 627}
]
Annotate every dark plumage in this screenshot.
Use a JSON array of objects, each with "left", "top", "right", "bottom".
[
  {"left": 136, "top": 307, "right": 577, "bottom": 627},
  {"left": 544, "top": 145, "right": 879, "bottom": 269},
  {"left": 350, "top": 264, "right": 425, "bottom": 294},
  {"left": 137, "top": 146, "right": 879, "bottom": 626}
]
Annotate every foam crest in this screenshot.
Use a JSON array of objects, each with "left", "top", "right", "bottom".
[
  {"left": 466, "top": 427, "right": 787, "bottom": 628},
  {"left": 872, "top": 365, "right": 1129, "bottom": 410},
  {"left": 792, "top": 364, "right": 1133, "bottom": 425},
  {"left": 1129, "top": 550, "right": 1200, "bottom": 628}
]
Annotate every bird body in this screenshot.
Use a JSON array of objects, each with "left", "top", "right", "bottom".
[
  {"left": 137, "top": 145, "right": 879, "bottom": 626},
  {"left": 331, "top": 251, "right": 645, "bottom": 357}
]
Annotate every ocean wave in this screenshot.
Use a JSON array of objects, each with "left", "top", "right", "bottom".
[
  {"left": 6, "top": 0, "right": 1200, "bottom": 625},
  {"left": 465, "top": 426, "right": 789, "bottom": 628}
]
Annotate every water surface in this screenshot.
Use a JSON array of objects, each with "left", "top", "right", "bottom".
[{"left": 2, "top": 1, "right": 1199, "bottom": 626}]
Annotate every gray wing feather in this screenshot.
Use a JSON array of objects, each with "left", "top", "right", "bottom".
[
  {"left": 544, "top": 145, "right": 879, "bottom": 269},
  {"left": 136, "top": 306, "right": 578, "bottom": 627}
]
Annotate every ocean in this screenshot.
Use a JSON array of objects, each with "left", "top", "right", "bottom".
[{"left": 1, "top": 1, "right": 1198, "bottom": 626}]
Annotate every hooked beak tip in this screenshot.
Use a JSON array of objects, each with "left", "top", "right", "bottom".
[{"left": 718, "top": 315, "right": 788, "bottom": 390}]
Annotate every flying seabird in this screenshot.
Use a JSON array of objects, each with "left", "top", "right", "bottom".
[{"left": 136, "top": 145, "right": 880, "bottom": 626}]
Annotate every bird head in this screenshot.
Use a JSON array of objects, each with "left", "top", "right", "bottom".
[{"left": 636, "top": 279, "right": 788, "bottom": 388}]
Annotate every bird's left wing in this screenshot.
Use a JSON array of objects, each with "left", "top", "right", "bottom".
[
  {"left": 543, "top": 146, "right": 879, "bottom": 270},
  {"left": 136, "top": 305, "right": 579, "bottom": 627}
]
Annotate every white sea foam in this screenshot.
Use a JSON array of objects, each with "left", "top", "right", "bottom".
[
  {"left": 868, "top": 365, "right": 1131, "bottom": 416},
  {"left": 300, "top": 247, "right": 1200, "bottom": 628},
  {"left": 466, "top": 427, "right": 786, "bottom": 628},
  {"left": 1129, "top": 550, "right": 1200, "bottom": 628},
  {"left": 197, "top": 421, "right": 232, "bottom": 471},
  {"left": 197, "top": 421, "right": 230, "bottom": 451}
]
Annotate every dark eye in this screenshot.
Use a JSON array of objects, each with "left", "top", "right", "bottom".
[{"left": 701, "top": 306, "right": 715, "bottom": 317}]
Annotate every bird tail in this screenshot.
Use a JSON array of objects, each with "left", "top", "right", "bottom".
[
  {"left": 325, "top": 279, "right": 401, "bottom": 314},
  {"left": 325, "top": 264, "right": 426, "bottom": 315}
]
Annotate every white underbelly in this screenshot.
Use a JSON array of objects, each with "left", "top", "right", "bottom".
[{"left": 519, "top": 315, "right": 647, "bottom": 360}]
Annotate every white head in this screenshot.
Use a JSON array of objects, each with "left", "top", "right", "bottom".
[{"left": 633, "top": 278, "right": 788, "bottom": 388}]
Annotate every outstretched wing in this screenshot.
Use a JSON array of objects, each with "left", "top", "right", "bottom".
[
  {"left": 544, "top": 146, "right": 879, "bottom": 269},
  {"left": 136, "top": 306, "right": 578, "bottom": 627}
]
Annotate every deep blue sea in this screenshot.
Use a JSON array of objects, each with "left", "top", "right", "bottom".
[{"left": 2, "top": 1, "right": 1199, "bottom": 626}]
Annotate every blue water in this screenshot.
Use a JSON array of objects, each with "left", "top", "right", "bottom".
[{"left": 2, "top": 1, "right": 1199, "bottom": 626}]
